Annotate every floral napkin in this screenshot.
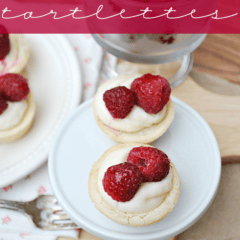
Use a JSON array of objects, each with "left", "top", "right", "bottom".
[{"left": 0, "top": 34, "right": 105, "bottom": 240}]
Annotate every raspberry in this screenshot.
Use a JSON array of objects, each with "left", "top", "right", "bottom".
[
  {"left": 0, "top": 25, "right": 10, "bottom": 60},
  {"left": 102, "top": 162, "right": 143, "bottom": 202},
  {"left": 0, "top": 73, "right": 29, "bottom": 102},
  {"left": 103, "top": 86, "right": 135, "bottom": 119},
  {"left": 131, "top": 73, "right": 171, "bottom": 114},
  {"left": 127, "top": 147, "right": 170, "bottom": 182},
  {"left": 0, "top": 97, "right": 8, "bottom": 114}
]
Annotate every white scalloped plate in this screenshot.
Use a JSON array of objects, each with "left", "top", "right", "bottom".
[
  {"left": 49, "top": 97, "right": 221, "bottom": 240},
  {"left": 0, "top": 34, "right": 81, "bottom": 188}
]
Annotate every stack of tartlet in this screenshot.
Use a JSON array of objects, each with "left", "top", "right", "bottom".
[
  {"left": 89, "top": 73, "right": 181, "bottom": 226},
  {"left": 0, "top": 25, "right": 36, "bottom": 143}
]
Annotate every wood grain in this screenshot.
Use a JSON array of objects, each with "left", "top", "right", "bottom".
[
  {"left": 193, "top": 34, "right": 240, "bottom": 84},
  {"left": 77, "top": 229, "right": 176, "bottom": 239},
  {"left": 172, "top": 76, "right": 240, "bottom": 157},
  {"left": 222, "top": 155, "right": 240, "bottom": 165},
  {"left": 77, "top": 231, "right": 176, "bottom": 240}
]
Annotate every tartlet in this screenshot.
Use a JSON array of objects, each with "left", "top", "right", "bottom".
[
  {"left": 88, "top": 143, "right": 181, "bottom": 226},
  {"left": 0, "top": 73, "right": 36, "bottom": 143},
  {"left": 93, "top": 74, "right": 175, "bottom": 143},
  {"left": 0, "top": 34, "right": 30, "bottom": 74}
]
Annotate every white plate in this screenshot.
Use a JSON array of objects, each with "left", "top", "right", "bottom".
[
  {"left": 0, "top": 34, "right": 81, "bottom": 188},
  {"left": 48, "top": 97, "right": 221, "bottom": 240}
]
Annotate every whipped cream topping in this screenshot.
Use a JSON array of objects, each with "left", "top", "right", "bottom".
[
  {"left": 98, "top": 146, "right": 172, "bottom": 213},
  {"left": 0, "top": 100, "right": 27, "bottom": 130},
  {"left": 94, "top": 74, "right": 167, "bottom": 132}
]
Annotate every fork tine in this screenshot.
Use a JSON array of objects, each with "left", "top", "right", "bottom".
[
  {"left": 51, "top": 205, "right": 63, "bottom": 212},
  {"left": 41, "top": 195, "right": 58, "bottom": 202},
  {"left": 46, "top": 222, "right": 79, "bottom": 230},
  {"left": 51, "top": 213, "right": 71, "bottom": 221},
  {"left": 0, "top": 195, "right": 81, "bottom": 230}
]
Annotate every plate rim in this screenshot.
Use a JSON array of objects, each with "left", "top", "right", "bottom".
[
  {"left": 0, "top": 34, "right": 82, "bottom": 188},
  {"left": 48, "top": 96, "right": 221, "bottom": 240}
]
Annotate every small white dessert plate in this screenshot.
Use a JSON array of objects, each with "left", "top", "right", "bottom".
[
  {"left": 0, "top": 34, "right": 81, "bottom": 188},
  {"left": 49, "top": 97, "right": 221, "bottom": 240}
]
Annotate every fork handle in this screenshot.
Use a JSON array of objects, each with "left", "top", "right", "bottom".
[{"left": 0, "top": 199, "right": 25, "bottom": 213}]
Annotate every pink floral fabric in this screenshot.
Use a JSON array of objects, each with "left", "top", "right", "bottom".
[{"left": 0, "top": 34, "right": 105, "bottom": 240}]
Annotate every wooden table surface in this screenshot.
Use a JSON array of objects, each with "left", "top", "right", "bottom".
[
  {"left": 193, "top": 34, "right": 240, "bottom": 85},
  {"left": 59, "top": 34, "right": 240, "bottom": 240}
]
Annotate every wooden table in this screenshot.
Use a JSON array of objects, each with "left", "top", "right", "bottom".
[{"left": 60, "top": 34, "right": 240, "bottom": 240}]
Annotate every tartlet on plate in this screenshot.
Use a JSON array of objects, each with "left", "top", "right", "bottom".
[
  {"left": 93, "top": 73, "right": 175, "bottom": 143},
  {"left": 0, "top": 73, "right": 36, "bottom": 143},
  {"left": 88, "top": 143, "right": 181, "bottom": 226}
]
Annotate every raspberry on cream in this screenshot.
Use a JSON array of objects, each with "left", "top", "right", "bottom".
[
  {"left": 103, "top": 162, "right": 143, "bottom": 202},
  {"left": 98, "top": 146, "right": 173, "bottom": 213},
  {"left": 0, "top": 73, "right": 29, "bottom": 130},
  {"left": 0, "top": 25, "right": 10, "bottom": 60},
  {"left": 103, "top": 86, "right": 135, "bottom": 119},
  {"left": 131, "top": 73, "right": 171, "bottom": 114},
  {"left": 94, "top": 74, "right": 168, "bottom": 132},
  {"left": 0, "top": 73, "right": 35, "bottom": 143},
  {"left": 0, "top": 98, "right": 8, "bottom": 114}
]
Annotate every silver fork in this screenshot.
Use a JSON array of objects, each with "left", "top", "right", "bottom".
[{"left": 0, "top": 195, "right": 79, "bottom": 230}]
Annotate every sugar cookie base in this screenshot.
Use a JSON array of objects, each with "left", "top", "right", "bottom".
[
  {"left": 88, "top": 143, "right": 181, "bottom": 227},
  {"left": 0, "top": 91, "right": 36, "bottom": 143}
]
